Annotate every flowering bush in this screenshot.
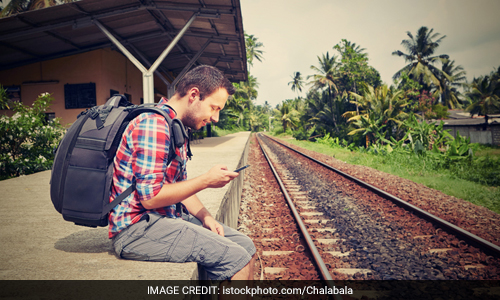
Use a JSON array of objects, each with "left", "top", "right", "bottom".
[{"left": 0, "top": 92, "right": 65, "bottom": 180}]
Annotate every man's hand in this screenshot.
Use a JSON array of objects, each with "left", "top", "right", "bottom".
[
  {"left": 202, "top": 215, "right": 225, "bottom": 237},
  {"left": 203, "top": 165, "right": 239, "bottom": 188}
]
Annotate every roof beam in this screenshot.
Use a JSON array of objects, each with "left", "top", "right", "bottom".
[
  {"left": 0, "top": 4, "right": 145, "bottom": 41},
  {"left": 168, "top": 39, "right": 211, "bottom": 97},
  {"left": 0, "top": 2, "right": 234, "bottom": 42},
  {"left": 0, "top": 41, "right": 41, "bottom": 58}
]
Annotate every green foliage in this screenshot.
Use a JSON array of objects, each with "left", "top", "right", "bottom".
[
  {"left": 245, "top": 33, "right": 264, "bottom": 70},
  {"left": 0, "top": 84, "right": 10, "bottom": 109},
  {"left": 466, "top": 73, "right": 500, "bottom": 116},
  {"left": 211, "top": 126, "right": 243, "bottom": 137},
  {"left": 392, "top": 26, "right": 450, "bottom": 91},
  {"left": 0, "top": 92, "right": 64, "bottom": 180},
  {"left": 313, "top": 113, "right": 496, "bottom": 189},
  {"left": 292, "top": 126, "right": 314, "bottom": 141}
]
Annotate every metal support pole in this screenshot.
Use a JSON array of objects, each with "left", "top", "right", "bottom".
[
  {"left": 167, "top": 39, "right": 211, "bottom": 98},
  {"left": 149, "top": 13, "right": 198, "bottom": 75},
  {"left": 94, "top": 13, "right": 199, "bottom": 103}
]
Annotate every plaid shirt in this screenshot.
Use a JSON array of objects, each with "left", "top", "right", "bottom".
[{"left": 108, "top": 98, "right": 188, "bottom": 238}]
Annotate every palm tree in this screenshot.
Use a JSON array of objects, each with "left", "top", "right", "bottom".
[
  {"left": 466, "top": 76, "right": 500, "bottom": 116},
  {"left": 307, "top": 52, "right": 340, "bottom": 97},
  {"left": 345, "top": 84, "right": 408, "bottom": 142},
  {"left": 234, "top": 75, "right": 259, "bottom": 102},
  {"left": 392, "top": 26, "right": 450, "bottom": 93},
  {"left": 334, "top": 39, "right": 367, "bottom": 60},
  {"left": 434, "top": 59, "right": 467, "bottom": 109},
  {"left": 277, "top": 100, "right": 300, "bottom": 132},
  {"left": 304, "top": 90, "right": 347, "bottom": 135},
  {"left": 1, "top": 0, "right": 73, "bottom": 17},
  {"left": 245, "top": 33, "right": 264, "bottom": 70},
  {"left": 288, "top": 72, "right": 304, "bottom": 98},
  {"left": 230, "top": 75, "right": 259, "bottom": 129}
]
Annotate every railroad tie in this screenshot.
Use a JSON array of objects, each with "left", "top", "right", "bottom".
[
  {"left": 301, "top": 212, "right": 324, "bottom": 216},
  {"left": 264, "top": 267, "right": 288, "bottom": 274},
  {"left": 304, "top": 219, "right": 329, "bottom": 224},
  {"left": 262, "top": 251, "right": 294, "bottom": 256},
  {"left": 428, "top": 248, "right": 453, "bottom": 254},
  {"left": 295, "top": 200, "right": 312, "bottom": 205},
  {"left": 326, "top": 251, "right": 350, "bottom": 257},
  {"left": 316, "top": 239, "right": 342, "bottom": 244},
  {"left": 333, "top": 268, "right": 373, "bottom": 275},
  {"left": 313, "top": 228, "right": 337, "bottom": 234},
  {"left": 299, "top": 205, "right": 316, "bottom": 210},
  {"left": 464, "top": 264, "right": 486, "bottom": 270}
]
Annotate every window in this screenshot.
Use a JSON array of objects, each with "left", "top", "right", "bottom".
[
  {"left": 64, "top": 83, "right": 96, "bottom": 109},
  {"left": 5, "top": 85, "right": 21, "bottom": 103},
  {"left": 44, "top": 112, "right": 55, "bottom": 123}
]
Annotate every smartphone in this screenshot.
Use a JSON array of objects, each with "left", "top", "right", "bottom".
[{"left": 233, "top": 165, "right": 250, "bottom": 172}]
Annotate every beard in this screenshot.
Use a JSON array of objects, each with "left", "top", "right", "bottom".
[{"left": 181, "top": 105, "right": 203, "bottom": 130}]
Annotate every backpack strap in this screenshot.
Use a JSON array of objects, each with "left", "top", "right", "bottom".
[
  {"left": 105, "top": 104, "right": 191, "bottom": 217},
  {"left": 103, "top": 182, "right": 136, "bottom": 215}
]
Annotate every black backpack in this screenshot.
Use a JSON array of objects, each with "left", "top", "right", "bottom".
[{"left": 50, "top": 95, "right": 191, "bottom": 227}]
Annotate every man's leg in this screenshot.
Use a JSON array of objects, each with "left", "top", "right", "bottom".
[
  {"left": 113, "top": 213, "right": 256, "bottom": 280},
  {"left": 231, "top": 254, "right": 255, "bottom": 280}
]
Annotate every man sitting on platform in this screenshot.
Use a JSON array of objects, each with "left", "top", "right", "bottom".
[{"left": 109, "top": 65, "right": 256, "bottom": 280}]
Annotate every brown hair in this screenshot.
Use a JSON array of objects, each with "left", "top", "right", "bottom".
[{"left": 175, "top": 65, "right": 236, "bottom": 99}]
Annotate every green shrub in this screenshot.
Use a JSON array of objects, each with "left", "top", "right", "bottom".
[
  {"left": 292, "top": 127, "right": 314, "bottom": 141},
  {"left": 0, "top": 92, "right": 64, "bottom": 180}
]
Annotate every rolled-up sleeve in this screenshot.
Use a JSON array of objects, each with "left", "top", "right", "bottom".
[{"left": 126, "top": 114, "right": 170, "bottom": 202}]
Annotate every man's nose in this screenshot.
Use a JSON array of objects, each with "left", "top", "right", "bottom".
[{"left": 210, "top": 111, "right": 219, "bottom": 123}]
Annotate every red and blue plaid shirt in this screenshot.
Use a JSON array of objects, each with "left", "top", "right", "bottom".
[{"left": 108, "top": 98, "right": 188, "bottom": 238}]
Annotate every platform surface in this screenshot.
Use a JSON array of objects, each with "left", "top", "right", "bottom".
[{"left": 0, "top": 131, "right": 251, "bottom": 280}]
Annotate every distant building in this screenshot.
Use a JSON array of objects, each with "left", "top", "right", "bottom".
[
  {"left": 0, "top": 48, "right": 155, "bottom": 125},
  {"left": 441, "top": 110, "right": 500, "bottom": 146},
  {"left": 0, "top": 0, "right": 247, "bottom": 128}
]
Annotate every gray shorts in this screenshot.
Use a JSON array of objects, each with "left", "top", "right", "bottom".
[{"left": 112, "top": 213, "right": 255, "bottom": 280}]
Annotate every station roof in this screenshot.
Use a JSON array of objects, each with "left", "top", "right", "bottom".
[{"left": 0, "top": 0, "right": 248, "bottom": 83}]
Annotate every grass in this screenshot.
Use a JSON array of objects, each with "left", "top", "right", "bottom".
[
  {"left": 211, "top": 126, "right": 245, "bottom": 137},
  {"left": 278, "top": 135, "right": 500, "bottom": 214}
]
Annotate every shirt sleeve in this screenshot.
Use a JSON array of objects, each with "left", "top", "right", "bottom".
[{"left": 126, "top": 113, "right": 170, "bottom": 202}]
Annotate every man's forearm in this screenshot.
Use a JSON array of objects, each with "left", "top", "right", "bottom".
[
  {"left": 141, "top": 175, "right": 208, "bottom": 210},
  {"left": 181, "top": 194, "right": 212, "bottom": 221},
  {"left": 141, "top": 164, "right": 238, "bottom": 210}
]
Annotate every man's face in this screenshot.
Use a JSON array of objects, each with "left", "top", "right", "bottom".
[{"left": 184, "top": 87, "right": 229, "bottom": 130}]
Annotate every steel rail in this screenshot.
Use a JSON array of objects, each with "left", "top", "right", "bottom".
[
  {"left": 256, "top": 135, "right": 342, "bottom": 300},
  {"left": 262, "top": 134, "right": 500, "bottom": 258}
]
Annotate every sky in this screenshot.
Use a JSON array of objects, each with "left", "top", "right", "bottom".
[{"left": 240, "top": 0, "right": 500, "bottom": 108}]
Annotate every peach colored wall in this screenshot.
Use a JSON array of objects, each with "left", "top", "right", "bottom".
[{"left": 0, "top": 48, "right": 153, "bottom": 126}]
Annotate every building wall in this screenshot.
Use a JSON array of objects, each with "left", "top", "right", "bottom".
[
  {"left": 492, "top": 126, "right": 500, "bottom": 146},
  {"left": 0, "top": 48, "right": 165, "bottom": 126},
  {"left": 444, "top": 125, "right": 497, "bottom": 145}
]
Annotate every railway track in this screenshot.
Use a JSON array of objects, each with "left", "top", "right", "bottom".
[{"left": 238, "top": 134, "right": 500, "bottom": 283}]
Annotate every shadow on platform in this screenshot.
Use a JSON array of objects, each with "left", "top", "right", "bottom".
[{"left": 54, "top": 227, "right": 114, "bottom": 255}]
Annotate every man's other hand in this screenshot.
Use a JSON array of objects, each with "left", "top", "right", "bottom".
[{"left": 202, "top": 215, "right": 225, "bottom": 236}]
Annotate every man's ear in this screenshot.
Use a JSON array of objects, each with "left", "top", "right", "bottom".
[{"left": 188, "top": 87, "right": 200, "bottom": 104}]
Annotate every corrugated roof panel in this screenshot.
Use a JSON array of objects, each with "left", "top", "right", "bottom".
[{"left": 0, "top": 0, "right": 247, "bottom": 82}]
